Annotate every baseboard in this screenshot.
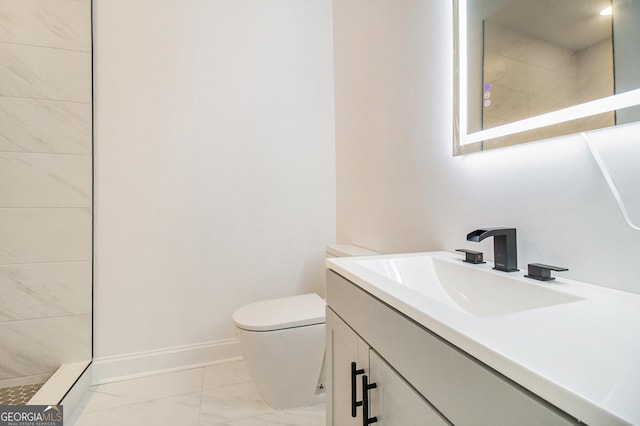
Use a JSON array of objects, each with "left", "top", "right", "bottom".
[{"left": 91, "top": 338, "right": 241, "bottom": 385}]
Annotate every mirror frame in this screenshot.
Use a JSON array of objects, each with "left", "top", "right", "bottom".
[{"left": 453, "top": 0, "right": 640, "bottom": 155}]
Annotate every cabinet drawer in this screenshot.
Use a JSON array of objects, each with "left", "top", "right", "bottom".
[{"left": 327, "top": 270, "right": 578, "bottom": 426}]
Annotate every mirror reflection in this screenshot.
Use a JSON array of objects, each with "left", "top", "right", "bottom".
[
  {"left": 481, "top": 0, "right": 613, "bottom": 147},
  {"left": 457, "top": 0, "right": 640, "bottom": 153}
]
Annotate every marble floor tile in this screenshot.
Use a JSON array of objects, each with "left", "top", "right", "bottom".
[
  {"left": 76, "top": 368, "right": 204, "bottom": 413},
  {"left": 221, "top": 403, "right": 325, "bottom": 426},
  {"left": 69, "top": 362, "right": 326, "bottom": 426},
  {"left": 198, "top": 381, "right": 274, "bottom": 425},
  {"left": 202, "top": 360, "right": 252, "bottom": 390},
  {"left": 68, "top": 391, "right": 202, "bottom": 426}
]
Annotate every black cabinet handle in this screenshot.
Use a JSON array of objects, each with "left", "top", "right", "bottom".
[
  {"left": 362, "top": 375, "right": 378, "bottom": 425},
  {"left": 351, "top": 362, "right": 365, "bottom": 417}
]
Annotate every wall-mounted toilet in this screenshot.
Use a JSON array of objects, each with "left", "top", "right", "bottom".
[{"left": 232, "top": 244, "right": 379, "bottom": 409}]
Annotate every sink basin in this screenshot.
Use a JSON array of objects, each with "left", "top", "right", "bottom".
[{"left": 355, "top": 254, "right": 584, "bottom": 317}]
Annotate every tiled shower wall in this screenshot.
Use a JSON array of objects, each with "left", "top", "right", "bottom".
[{"left": 0, "top": 0, "right": 92, "bottom": 386}]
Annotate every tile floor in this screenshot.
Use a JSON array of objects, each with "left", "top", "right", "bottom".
[
  {"left": 0, "top": 382, "right": 44, "bottom": 405},
  {"left": 67, "top": 360, "right": 325, "bottom": 426}
]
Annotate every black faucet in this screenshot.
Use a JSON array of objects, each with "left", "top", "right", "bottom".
[{"left": 466, "top": 228, "right": 518, "bottom": 272}]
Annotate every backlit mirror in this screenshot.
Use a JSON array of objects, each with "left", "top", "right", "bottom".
[{"left": 454, "top": 0, "right": 640, "bottom": 154}]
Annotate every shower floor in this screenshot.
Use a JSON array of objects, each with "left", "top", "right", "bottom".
[{"left": 0, "top": 383, "right": 44, "bottom": 405}]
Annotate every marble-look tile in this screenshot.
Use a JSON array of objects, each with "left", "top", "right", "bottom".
[
  {"left": 483, "top": 53, "right": 528, "bottom": 93},
  {"left": 0, "top": 0, "right": 91, "bottom": 51},
  {"left": 578, "top": 68, "right": 614, "bottom": 103},
  {"left": 0, "top": 314, "right": 91, "bottom": 379},
  {"left": 202, "top": 360, "right": 252, "bottom": 390},
  {"left": 0, "top": 97, "right": 91, "bottom": 154},
  {"left": 198, "top": 382, "right": 274, "bottom": 425},
  {"left": 528, "top": 39, "right": 576, "bottom": 78},
  {"left": 528, "top": 95, "right": 562, "bottom": 118},
  {"left": 483, "top": 84, "right": 530, "bottom": 122},
  {"left": 68, "top": 392, "right": 203, "bottom": 426},
  {"left": 0, "top": 152, "right": 91, "bottom": 207},
  {"left": 577, "top": 38, "right": 613, "bottom": 77},
  {"left": 0, "top": 207, "right": 91, "bottom": 264},
  {"left": 0, "top": 42, "right": 90, "bottom": 102},
  {"left": 528, "top": 66, "right": 574, "bottom": 107},
  {"left": 484, "top": 23, "right": 528, "bottom": 62},
  {"left": 0, "top": 261, "right": 91, "bottom": 321},
  {"left": 76, "top": 369, "right": 205, "bottom": 413},
  {"left": 222, "top": 403, "right": 325, "bottom": 426}
]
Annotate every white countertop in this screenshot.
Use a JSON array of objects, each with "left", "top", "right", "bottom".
[{"left": 326, "top": 251, "right": 640, "bottom": 426}]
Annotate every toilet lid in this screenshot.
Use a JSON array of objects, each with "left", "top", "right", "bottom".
[{"left": 232, "top": 293, "right": 325, "bottom": 332}]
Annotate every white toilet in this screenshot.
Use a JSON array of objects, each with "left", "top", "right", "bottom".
[{"left": 232, "top": 244, "right": 379, "bottom": 409}]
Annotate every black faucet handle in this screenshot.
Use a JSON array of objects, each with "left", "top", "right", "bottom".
[
  {"left": 455, "top": 249, "right": 486, "bottom": 264},
  {"left": 525, "top": 263, "right": 568, "bottom": 281}
]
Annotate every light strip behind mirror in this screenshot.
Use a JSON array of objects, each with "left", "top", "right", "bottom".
[{"left": 460, "top": 89, "right": 640, "bottom": 145}]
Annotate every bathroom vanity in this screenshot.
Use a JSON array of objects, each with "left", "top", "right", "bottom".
[{"left": 325, "top": 251, "right": 640, "bottom": 425}]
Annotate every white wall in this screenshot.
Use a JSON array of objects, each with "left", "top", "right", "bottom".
[
  {"left": 334, "top": 0, "right": 640, "bottom": 294},
  {"left": 93, "top": 0, "right": 335, "bottom": 360}
]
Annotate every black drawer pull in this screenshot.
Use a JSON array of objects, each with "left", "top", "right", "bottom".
[
  {"left": 351, "top": 362, "right": 365, "bottom": 417},
  {"left": 362, "top": 374, "right": 378, "bottom": 425}
]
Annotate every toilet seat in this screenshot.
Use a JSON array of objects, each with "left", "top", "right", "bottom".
[{"left": 232, "top": 293, "right": 325, "bottom": 332}]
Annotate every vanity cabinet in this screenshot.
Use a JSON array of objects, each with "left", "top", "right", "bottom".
[
  {"left": 326, "top": 270, "right": 579, "bottom": 426},
  {"left": 326, "top": 308, "right": 448, "bottom": 425},
  {"left": 326, "top": 306, "right": 369, "bottom": 426}
]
